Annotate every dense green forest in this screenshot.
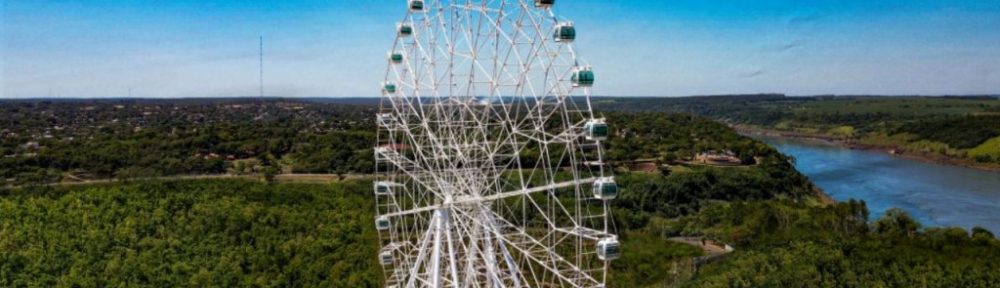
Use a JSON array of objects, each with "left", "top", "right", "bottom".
[
  {"left": 0, "top": 180, "right": 382, "bottom": 287},
  {"left": 3, "top": 177, "right": 997, "bottom": 287}
]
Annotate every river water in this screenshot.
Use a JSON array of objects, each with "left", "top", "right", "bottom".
[{"left": 757, "top": 136, "right": 1000, "bottom": 233}]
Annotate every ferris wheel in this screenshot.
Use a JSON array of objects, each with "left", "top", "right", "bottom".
[{"left": 374, "top": 0, "right": 618, "bottom": 287}]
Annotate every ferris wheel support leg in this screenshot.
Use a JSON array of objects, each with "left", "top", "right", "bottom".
[
  {"left": 443, "top": 209, "right": 461, "bottom": 288},
  {"left": 463, "top": 222, "right": 482, "bottom": 285},
  {"left": 431, "top": 209, "right": 443, "bottom": 288},
  {"left": 481, "top": 211, "right": 506, "bottom": 288}
]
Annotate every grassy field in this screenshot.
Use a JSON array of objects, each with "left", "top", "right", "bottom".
[{"left": 970, "top": 136, "right": 1000, "bottom": 160}]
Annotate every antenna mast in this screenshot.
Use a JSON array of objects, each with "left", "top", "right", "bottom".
[{"left": 259, "top": 36, "right": 264, "bottom": 97}]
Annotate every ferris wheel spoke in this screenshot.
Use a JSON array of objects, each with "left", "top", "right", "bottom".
[
  {"left": 376, "top": 146, "right": 444, "bottom": 196},
  {"left": 382, "top": 177, "right": 597, "bottom": 219},
  {"left": 400, "top": 216, "right": 437, "bottom": 288}
]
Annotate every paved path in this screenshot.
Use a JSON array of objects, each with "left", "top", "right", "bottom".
[
  {"left": 7, "top": 173, "right": 372, "bottom": 188},
  {"left": 667, "top": 237, "right": 732, "bottom": 256}
]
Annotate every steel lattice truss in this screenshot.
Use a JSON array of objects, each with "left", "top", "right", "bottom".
[{"left": 375, "top": 1, "right": 617, "bottom": 287}]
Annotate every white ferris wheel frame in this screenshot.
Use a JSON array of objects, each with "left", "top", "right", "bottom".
[{"left": 374, "top": 1, "right": 617, "bottom": 287}]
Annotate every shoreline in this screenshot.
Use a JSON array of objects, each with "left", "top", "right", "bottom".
[
  {"left": 812, "top": 186, "right": 836, "bottom": 206},
  {"left": 737, "top": 126, "right": 1000, "bottom": 173}
]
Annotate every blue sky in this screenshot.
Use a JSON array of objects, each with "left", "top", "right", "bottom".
[{"left": 2, "top": 0, "right": 999, "bottom": 98}]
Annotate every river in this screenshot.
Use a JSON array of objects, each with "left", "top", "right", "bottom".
[{"left": 757, "top": 136, "right": 1000, "bottom": 233}]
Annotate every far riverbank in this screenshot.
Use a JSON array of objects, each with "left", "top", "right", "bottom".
[{"left": 734, "top": 126, "right": 1000, "bottom": 173}]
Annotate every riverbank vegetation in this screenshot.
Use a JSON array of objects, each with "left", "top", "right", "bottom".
[
  {"left": 681, "top": 201, "right": 1000, "bottom": 287},
  {"left": 604, "top": 112, "right": 777, "bottom": 165},
  {"left": 596, "top": 95, "right": 1000, "bottom": 168}
]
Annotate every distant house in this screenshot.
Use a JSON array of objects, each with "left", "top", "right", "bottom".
[
  {"left": 21, "top": 141, "right": 40, "bottom": 150},
  {"left": 192, "top": 152, "right": 221, "bottom": 160},
  {"left": 626, "top": 161, "right": 659, "bottom": 173},
  {"left": 695, "top": 150, "right": 742, "bottom": 166}
]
